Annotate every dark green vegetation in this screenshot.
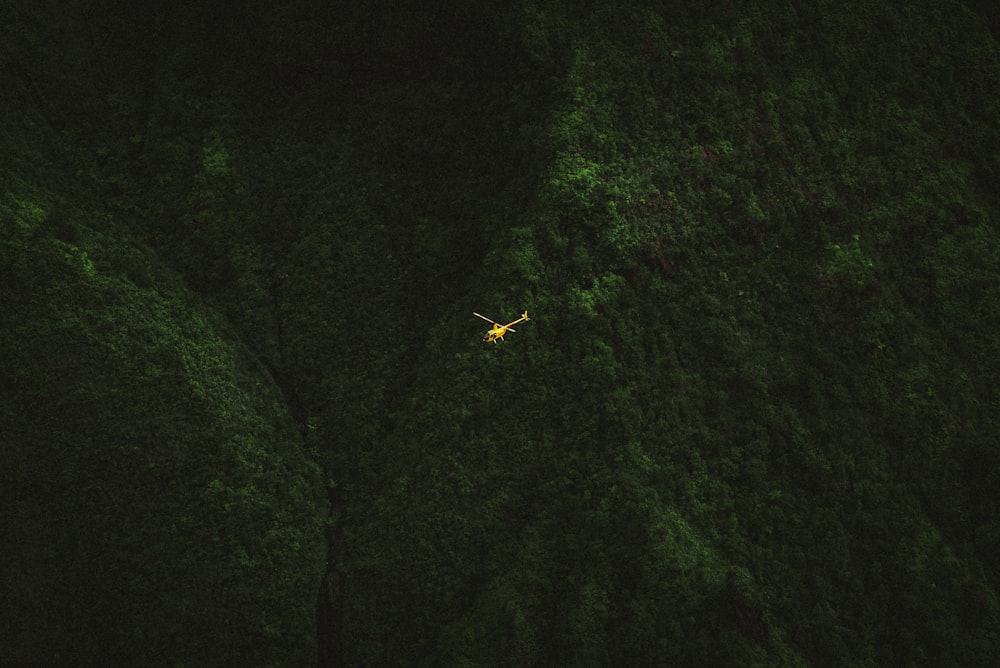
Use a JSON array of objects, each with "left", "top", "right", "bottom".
[{"left": 3, "top": 0, "right": 999, "bottom": 665}]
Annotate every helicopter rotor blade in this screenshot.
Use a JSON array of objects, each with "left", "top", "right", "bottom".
[{"left": 473, "top": 312, "right": 498, "bottom": 324}]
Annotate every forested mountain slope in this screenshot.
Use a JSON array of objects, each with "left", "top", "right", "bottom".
[{"left": 3, "top": 0, "right": 1000, "bottom": 665}]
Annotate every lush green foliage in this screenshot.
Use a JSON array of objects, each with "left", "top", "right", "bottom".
[
  {"left": 0, "top": 196, "right": 326, "bottom": 664},
  {"left": 3, "top": 0, "right": 999, "bottom": 665}
]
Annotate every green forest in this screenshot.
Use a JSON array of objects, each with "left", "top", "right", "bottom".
[{"left": 3, "top": 0, "right": 999, "bottom": 665}]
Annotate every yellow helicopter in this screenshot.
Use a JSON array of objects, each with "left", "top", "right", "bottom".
[{"left": 473, "top": 310, "right": 529, "bottom": 343}]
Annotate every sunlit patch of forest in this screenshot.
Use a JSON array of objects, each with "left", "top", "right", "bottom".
[{"left": 3, "top": 0, "right": 999, "bottom": 665}]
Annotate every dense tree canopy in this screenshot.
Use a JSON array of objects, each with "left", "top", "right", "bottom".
[{"left": 3, "top": 0, "right": 999, "bottom": 665}]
